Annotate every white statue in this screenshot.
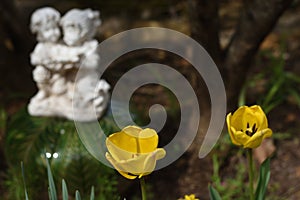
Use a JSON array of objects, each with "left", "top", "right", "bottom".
[
  {"left": 60, "top": 8, "right": 101, "bottom": 46},
  {"left": 30, "top": 7, "right": 61, "bottom": 43},
  {"left": 28, "top": 7, "right": 110, "bottom": 121}
]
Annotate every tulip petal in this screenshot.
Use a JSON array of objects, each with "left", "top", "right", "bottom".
[
  {"left": 137, "top": 128, "right": 159, "bottom": 153},
  {"left": 107, "top": 126, "right": 159, "bottom": 155},
  {"left": 142, "top": 148, "right": 166, "bottom": 177},
  {"left": 227, "top": 113, "right": 240, "bottom": 145},
  {"left": 230, "top": 106, "right": 247, "bottom": 131},
  {"left": 107, "top": 148, "right": 166, "bottom": 179},
  {"left": 231, "top": 106, "right": 264, "bottom": 133},
  {"left": 122, "top": 125, "right": 143, "bottom": 137},
  {"left": 107, "top": 131, "right": 138, "bottom": 154},
  {"left": 242, "top": 106, "right": 260, "bottom": 132},
  {"left": 106, "top": 137, "right": 134, "bottom": 161},
  {"left": 118, "top": 170, "right": 138, "bottom": 179},
  {"left": 250, "top": 105, "right": 268, "bottom": 130},
  {"left": 123, "top": 126, "right": 157, "bottom": 138},
  {"left": 228, "top": 126, "right": 241, "bottom": 145},
  {"left": 105, "top": 152, "right": 137, "bottom": 179},
  {"left": 243, "top": 128, "right": 272, "bottom": 148},
  {"left": 234, "top": 130, "right": 251, "bottom": 145},
  {"left": 226, "top": 112, "right": 232, "bottom": 130},
  {"left": 118, "top": 154, "right": 147, "bottom": 175}
]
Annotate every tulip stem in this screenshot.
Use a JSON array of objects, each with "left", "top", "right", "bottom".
[
  {"left": 247, "top": 149, "right": 255, "bottom": 200},
  {"left": 140, "top": 177, "right": 147, "bottom": 200}
]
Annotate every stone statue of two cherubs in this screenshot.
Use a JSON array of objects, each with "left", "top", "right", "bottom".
[{"left": 28, "top": 7, "right": 110, "bottom": 121}]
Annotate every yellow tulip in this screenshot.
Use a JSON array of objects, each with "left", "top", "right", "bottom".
[
  {"left": 226, "top": 105, "right": 272, "bottom": 148},
  {"left": 178, "top": 194, "right": 199, "bottom": 200},
  {"left": 105, "top": 125, "right": 166, "bottom": 179}
]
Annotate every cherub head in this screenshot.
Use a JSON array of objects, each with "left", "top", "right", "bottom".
[
  {"left": 60, "top": 9, "right": 101, "bottom": 46},
  {"left": 30, "top": 7, "right": 61, "bottom": 43}
]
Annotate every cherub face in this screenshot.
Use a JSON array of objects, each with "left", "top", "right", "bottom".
[
  {"left": 60, "top": 8, "right": 101, "bottom": 46},
  {"left": 37, "top": 22, "right": 61, "bottom": 43},
  {"left": 61, "top": 22, "right": 82, "bottom": 46},
  {"left": 30, "top": 7, "right": 61, "bottom": 43}
]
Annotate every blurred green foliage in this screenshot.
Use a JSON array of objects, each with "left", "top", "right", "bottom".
[
  {"left": 239, "top": 45, "right": 300, "bottom": 114},
  {"left": 0, "top": 106, "right": 6, "bottom": 134},
  {"left": 4, "top": 107, "right": 119, "bottom": 200},
  {"left": 211, "top": 147, "right": 248, "bottom": 200},
  {"left": 22, "top": 159, "right": 104, "bottom": 200},
  {"left": 211, "top": 42, "right": 300, "bottom": 200}
]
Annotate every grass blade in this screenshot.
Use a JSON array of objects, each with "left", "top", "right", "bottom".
[
  {"left": 75, "top": 190, "right": 81, "bottom": 200},
  {"left": 46, "top": 158, "right": 57, "bottom": 200},
  {"left": 286, "top": 72, "right": 300, "bottom": 83},
  {"left": 21, "top": 162, "right": 29, "bottom": 200},
  {"left": 289, "top": 89, "right": 300, "bottom": 108},
  {"left": 209, "top": 184, "right": 222, "bottom": 200},
  {"left": 263, "top": 76, "right": 284, "bottom": 109},
  {"left": 255, "top": 158, "right": 271, "bottom": 200},
  {"left": 62, "top": 179, "right": 68, "bottom": 200},
  {"left": 0, "top": 106, "right": 6, "bottom": 133},
  {"left": 90, "top": 186, "right": 95, "bottom": 200}
]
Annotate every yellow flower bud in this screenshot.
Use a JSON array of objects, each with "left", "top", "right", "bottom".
[
  {"left": 178, "top": 194, "right": 199, "bottom": 200},
  {"left": 226, "top": 105, "right": 272, "bottom": 148},
  {"left": 105, "top": 125, "right": 166, "bottom": 179}
]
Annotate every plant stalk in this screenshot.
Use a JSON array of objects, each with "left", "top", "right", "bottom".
[
  {"left": 247, "top": 148, "right": 255, "bottom": 200},
  {"left": 140, "top": 177, "right": 147, "bottom": 200}
]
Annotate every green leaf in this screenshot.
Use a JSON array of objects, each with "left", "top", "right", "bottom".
[
  {"left": 286, "top": 72, "right": 300, "bottom": 84},
  {"left": 263, "top": 97, "right": 283, "bottom": 114},
  {"left": 238, "top": 85, "right": 247, "bottom": 107},
  {"left": 90, "top": 186, "right": 95, "bottom": 200},
  {"left": 62, "top": 179, "right": 69, "bottom": 200},
  {"left": 255, "top": 157, "right": 271, "bottom": 200},
  {"left": 21, "top": 162, "right": 29, "bottom": 200},
  {"left": 0, "top": 106, "right": 6, "bottom": 133},
  {"left": 209, "top": 184, "right": 222, "bottom": 200},
  {"left": 75, "top": 190, "right": 81, "bottom": 200},
  {"left": 289, "top": 89, "right": 300, "bottom": 108},
  {"left": 47, "top": 159, "right": 57, "bottom": 200},
  {"left": 262, "top": 76, "right": 284, "bottom": 109}
]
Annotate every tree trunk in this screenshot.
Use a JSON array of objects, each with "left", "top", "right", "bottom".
[
  {"left": 224, "top": 0, "right": 294, "bottom": 109},
  {"left": 188, "top": 0, "right": 222, "bottom": 66},
  {"left": 0, "top": 0, "right": 33, "bottom": 54},
  {"left": 189, "top": 0, "right": 293, "bottom": 109},
  {"left": 0, "top": 0, "right": 35, "bottom": 183},
  {"left": 0, "top": 0, "right": 35, "bottom": 98}
]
